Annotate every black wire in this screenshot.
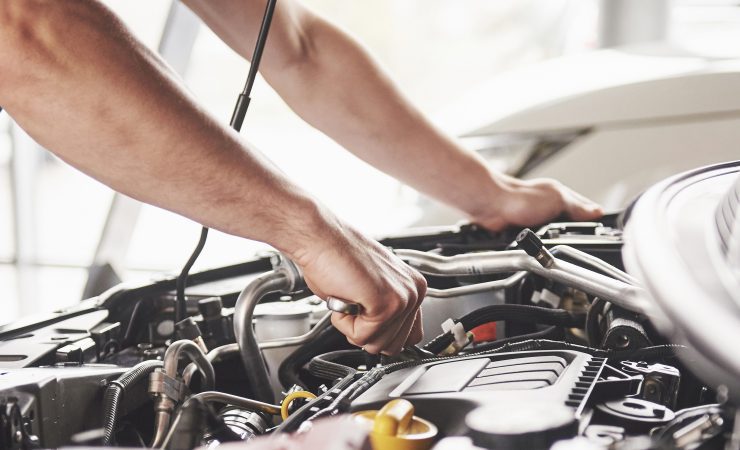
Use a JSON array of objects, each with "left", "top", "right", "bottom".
[
  {"left": 424, "top": 304, "right": 585, "bottom": 354},
  {"left": 173, "top": 0, "right": 279, "bottom": 336},
  {"left": 466, "top": 326, "right": 564, "bottom": 353},
  {"left": 175, "top": 226, "right": 209, "bottom": 325}
]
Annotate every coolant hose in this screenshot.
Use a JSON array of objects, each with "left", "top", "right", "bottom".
[
  {"left": 233, "top": 269, "right": 293, "bottom": 404},
  {"left": 102, "top": 360, "right": 163, "bottom": 445}
]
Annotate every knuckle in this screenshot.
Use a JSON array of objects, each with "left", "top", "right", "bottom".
[
  {"left": 383, "top": 293, "right": 406, "bottom": 317},
  {"left": 363, "top": 344, "right": 381, "bottom": 355},
  {"left": 407, "top": 333, "right": 422, "bottom": 347},
  {"left": 350, "top": 334, "right": 370, "bottom": 347},
  {"left": 415, "top": 276, "right": 428, "bottom": 300},
  {"left": 383, "top": 346, "right": 403, "bottom": 356}
]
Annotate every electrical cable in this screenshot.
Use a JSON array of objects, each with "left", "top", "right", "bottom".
[
  {"left": 466, "top": 326, "right": 564, "bottom": 353},
  {"left": 174, "top": 0, "right": 279, "bottom": 333},
  {"left": 423, "top": 304, "right": 585, "bottom": 355},
  {"left": 102, "top": 360, "right": 164, "bottom": 445},
  {"left": 276, "top": 373, "right": 357, "bottom": 434},
  {"left": 175, "top": 227, "right": 208, "bottom": 324}
]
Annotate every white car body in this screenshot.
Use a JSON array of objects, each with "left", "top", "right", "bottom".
[{"left": 420, "top": 47, "right": 740, "bottom": 224}]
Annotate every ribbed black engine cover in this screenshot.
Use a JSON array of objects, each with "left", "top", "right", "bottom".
[{"left": 351, "top": 350, "right": 604, "bottom": 436}]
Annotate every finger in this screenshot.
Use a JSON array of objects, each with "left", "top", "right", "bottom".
[
  {"left": 361, "top": 310, "right": 410, "bottom": 354},
  {"left": 404, "top": 308, "right": 424, "bottom": 347},
  {"left": 377, "top": 303, "right": 418, "bottom": 355},
  {"left": 567, "top": 201, "right": 603, "bottom": 220},
  {"left": 371, "top": 287, "right": 424, "bottom": 355},
  {"left": 361, "top": 289, "right": 420, "bottom": 355},
  {"left": 404, "top": 273, "right": 427, "bottom": 348},
  {"left": 375, "top": 272, "right": 426, "bottom": 354},
  {"left": 333, "top": 302, "right": 409, "bottom": 353},
  {"left": 331, "top": 312, "right": 361, "bottom": 345},
  {"left": 562, "top": 192, "right": 602, "bottom": 220},
  {"left": 569, "top": 189, "right": 598, "bottom": 206}
]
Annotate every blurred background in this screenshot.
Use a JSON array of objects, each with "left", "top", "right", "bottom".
[{"left": 2, "top": 0, "right": 740, "bottom": 324}]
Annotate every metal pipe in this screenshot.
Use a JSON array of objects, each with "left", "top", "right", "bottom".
[
  {"left": 395, "top": 249, "right": 649, "bottom": 314},
  {"left": 425, "top": 272, "right": 527, "bottom": 298},
  {"left": 159, "top": 392, "right": 281, "bottom": 450},
  {"left": 151, "top": 340, "right": 215, "bottom": 447},
  {"left": 158, "top": 408, "right": 182, "bottom": 450},
  {"left": 150, "top": 409, "right": 172, "bottom": 448},
  {"left": 162, "top": 340, "right": 215, "bottom": 390},
  {"left": 187, "top": 391, "right": 281, "bottom": 416},
  {"left": 259, "top": 311, "right": 332, "bottom": 349},
  {"left": 233, "top": 269, "right": 293, "bottom": 404},
  {"left": 182, "top": 312, "right": 333, "bottom": 384},
  {"left": 550, "top": 245, "right": 639, "bottom": 286}
]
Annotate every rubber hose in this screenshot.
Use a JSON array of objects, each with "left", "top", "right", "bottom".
[
  {"left": 460, "top": 304, "right": 584, "bottom": 330},
  {"left": 308, "top": 350, "right": 363, "bottom": 381},
  {"left": 468, "top": 326, "right": 564, "bottom": 353},
  {"left": 102, "top": 360, "right": 163, "bottom": 445},
  {"left": 234, "top": 270, "right": 291, "bottom": 404},
  {"left": 424, "top": 304, "right": 585, "bottom": 354},
  {"left": 162, "top": 398, "right": 208, "bottom": 450},
  {"left": 585, "top": 297, "right": 607, "bottom": 347},
  {"left": 277, "top": 326, "right": 351, "bottom": 389}
]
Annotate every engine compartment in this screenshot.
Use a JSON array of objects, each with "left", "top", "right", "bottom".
[{"left": 0, "top": 214, "right": 736, "bottom": 449}]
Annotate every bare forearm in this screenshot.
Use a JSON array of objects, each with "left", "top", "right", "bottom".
[
  {"left": 185, "top": 0, "right": 503, "bottom": 220},
  {"left": 0, "top": 0, "right": 328, "bottom": 258},
  {"left": 269, "top": 21, "right": 503, "bottom": 218}
]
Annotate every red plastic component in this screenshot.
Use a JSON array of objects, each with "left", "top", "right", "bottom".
[{"left": 471, "top": 322, "right": 497, "bottom": 343}]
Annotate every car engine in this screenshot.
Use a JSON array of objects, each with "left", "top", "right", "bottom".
[{"left": 1, "top": 162, "right": 738, "bottom": 450}]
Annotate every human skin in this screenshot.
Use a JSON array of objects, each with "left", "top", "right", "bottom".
[{"left": 0, "top": 0, "right": 601, "bottom": 354}]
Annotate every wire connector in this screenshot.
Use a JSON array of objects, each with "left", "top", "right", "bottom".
[{"left": 441, "top": 319, "right": 471, "bottom": 355}]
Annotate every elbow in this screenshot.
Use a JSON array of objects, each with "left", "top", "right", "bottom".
[
  {"left": 0, "top": 1, "right": 79, "bottom": 96},
  {"left": 0, "top": 1, "right": 47, "bottom": 46},
  {"left": 272, "top": 9, "right": 322, "bottom": 74},
  {"left": 0, "top": 2, "right": 48, "bottom": 72},
  {"left": 289, "top": 19, "right": 320, "bottom": 70}
]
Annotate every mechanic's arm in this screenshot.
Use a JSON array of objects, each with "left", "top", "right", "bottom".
[
  {"left": 0, "top": 0, "right": 424, "bottom": 355},
  {"left": 185, "top": 0, "right": 603, "bottom": 231}
]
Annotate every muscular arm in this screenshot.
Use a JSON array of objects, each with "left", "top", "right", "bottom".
[
  {"left": 0, "top": 0, "right": 425, "bottom": 354},
  {"left": 184, "top": 0, "right": 603, "bottom": 230},
  {"left": 0, "top": 1, "right": 316, "bottom": 254}
]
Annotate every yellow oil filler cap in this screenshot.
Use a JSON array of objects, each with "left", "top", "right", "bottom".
[{"left": 353, "top": 399, "right": 438, "bottom": 450}]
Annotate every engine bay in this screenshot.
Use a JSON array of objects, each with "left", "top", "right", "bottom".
[{"left": 0, "top": 206, "right": 737, "bottom": 449}]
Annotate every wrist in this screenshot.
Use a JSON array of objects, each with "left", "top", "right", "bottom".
[
  {"left": 271, "top": 195, "right": 347, "bottom": 266},
  {"left": 465, "top": 170, "right": 518, "bottom": 229}
]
